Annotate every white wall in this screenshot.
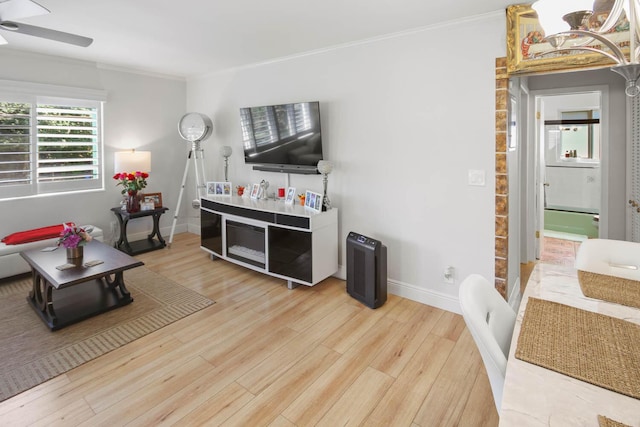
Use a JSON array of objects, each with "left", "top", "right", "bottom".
[
  {"left": 186, "top": 13, "right": 506, "bottom": 312},
  {"left": 0, "top": 49, "right": 187, "bottom": 244}
]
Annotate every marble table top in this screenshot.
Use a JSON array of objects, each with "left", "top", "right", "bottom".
[{"left": 499, "top": 263, "right": 640, "bottom": 427}]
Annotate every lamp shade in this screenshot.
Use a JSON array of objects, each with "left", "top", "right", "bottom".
[
  {"left": 317, "top": 160, "right": 334, "bottom": 175},
  {"left": 220, "top": 145, "right": 233, "bottom": 158},
  {"left": 532, "top": 0, "right": 594, "bottom": 35},
  {"left": 114, "top": 150, "right": 151, "bottom": 173}
]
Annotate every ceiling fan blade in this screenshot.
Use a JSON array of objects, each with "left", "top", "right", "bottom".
[
  {"left": 0, "top": 32, "right": 6, "bottom": 45},
  {"left": 0, "top": 0, "right": 49, "bottom": 21},
  {"left": 0, "top": 21, "right": 93, "bottom": 47}
]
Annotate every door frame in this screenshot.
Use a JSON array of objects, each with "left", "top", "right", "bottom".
[{"left": 525, "top": 85, "right": 609, "bottom": 261}]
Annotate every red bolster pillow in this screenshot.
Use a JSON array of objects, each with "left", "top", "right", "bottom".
[{"left": 1, "top": 222, "right": 75, "bottom": 245}]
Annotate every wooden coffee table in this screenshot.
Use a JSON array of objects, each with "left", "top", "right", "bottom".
[{"left": 20, "top": 240, "right": 144, "bottom": 330}]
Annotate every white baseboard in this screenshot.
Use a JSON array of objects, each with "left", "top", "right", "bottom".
[
  {"left": 187, "top": 223, "right": 201, "bottom": 235},
  {"left": 388, "top": 279, "right": 462, "bottom": 314},
  {"left": 333, "top": 265, "right": 460, "bottom": 314},
  {"left": 508, "top": 277, "right": 522, "bottom": 312}
]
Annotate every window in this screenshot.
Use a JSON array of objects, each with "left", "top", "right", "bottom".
[{"left": 0, "top": 83, "right": 105, "bottom": 200}]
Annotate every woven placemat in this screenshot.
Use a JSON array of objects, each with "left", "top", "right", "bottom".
[
  {"left": 598, "top": 415, "right": 632, "bottom": 427},
  {"left": 578, "top": 270, "right": 640, "bottom": 310},
  {"left": 515, "top": 298, "right": 640, "bottom": 400}
]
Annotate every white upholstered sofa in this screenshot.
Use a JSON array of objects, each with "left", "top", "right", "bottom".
[{"left": 0, "top": 225, "right": 103, "bottom": 280}]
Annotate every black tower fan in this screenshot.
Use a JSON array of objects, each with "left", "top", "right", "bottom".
[{"left": 346, "top": 231, "right": 387, "bottom": 308}]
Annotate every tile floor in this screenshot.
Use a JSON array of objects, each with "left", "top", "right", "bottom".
[
  {"left": 521, "top": 234, "right": 584, "bottom": 294},
  {"left": 539, "top": 236, "right": 582, "bottom": 266}
]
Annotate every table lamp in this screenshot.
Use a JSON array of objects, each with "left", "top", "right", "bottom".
[
  {"left": 317, "top": 160, "right": 334, "bottom": 211},
  {"left": 114, "top": 150, "right": 151, "bottom": 174}
]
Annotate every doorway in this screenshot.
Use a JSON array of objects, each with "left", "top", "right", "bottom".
[
  {"left": 496, "top": 62, "right": 626, "bottom": 300},
  {"left": 534, "top": 90, "right": 604, "bottom": 264}
]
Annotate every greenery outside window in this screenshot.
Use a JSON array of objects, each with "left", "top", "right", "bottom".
[{"left": 0, "top": 83, "right": 105, "bottom": 200}]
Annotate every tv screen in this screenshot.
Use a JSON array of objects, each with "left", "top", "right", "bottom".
[{"left": 240, "top": 101, "right": 323, "bottom": 171}]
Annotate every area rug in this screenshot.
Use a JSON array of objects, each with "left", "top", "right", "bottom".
[{"left": 0, "top": 267, "right": 214, "bottom": 402}]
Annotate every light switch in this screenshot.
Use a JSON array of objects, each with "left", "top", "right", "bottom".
[{"left": 468, "top": 169, "right": 485, "bottom": 186}]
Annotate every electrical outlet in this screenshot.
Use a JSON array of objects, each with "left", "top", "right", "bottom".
[{"left": 444, "top": 266, "right": 455, "bottom": 284}]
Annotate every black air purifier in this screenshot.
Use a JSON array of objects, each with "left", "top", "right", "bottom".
[{"left": 346, "top": 231, "right": 387, "bottom": 309}]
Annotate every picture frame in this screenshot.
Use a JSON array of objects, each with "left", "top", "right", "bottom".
[
  {"left": 207, "top": 181, "right": 232, "bottom": 196},
  {"left": 304, "top": 190, "right": 323, "bottom": 212},
  {"left": 506, "top": 3, "right": 629, "bottom": 76},
  {"left": 141, "top": 201, "right": 155, "bottom": 211},
  {"left": 250, "top": 183, "right": 260, "bottom": 199},
  {"left": 222, "top": 182, "right": 232, "bottom": 196},
  {"left": 284, "top": 187, "right": 296, "bottom": 205},
  {"left": 143, "top": 192, "right": 163, "bottom": 208}
]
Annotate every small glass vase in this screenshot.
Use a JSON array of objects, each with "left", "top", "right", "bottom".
[
  {"left": 66, "top": 246, "right": 83, "bottom": 259},
  {"left": 127, "top": 191, "right": 140, "bottom": 213}
]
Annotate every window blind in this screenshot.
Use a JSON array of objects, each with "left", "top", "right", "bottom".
[
  {"left": 0, "top": 101, "right": 31, "bottom": 187},
  {"left": 36, "top": 104, "right": 99, "bottom": 183},
  {"left": 0, "top": 95, "right": 102, "bottom": 199}
]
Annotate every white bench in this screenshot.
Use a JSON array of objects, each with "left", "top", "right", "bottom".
[{"left": 0, "top": 225, "right": 103, "bottom": 280}]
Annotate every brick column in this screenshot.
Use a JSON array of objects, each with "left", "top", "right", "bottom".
[{"left": 495, "top": 57, "right": 509, "bottom": 299}]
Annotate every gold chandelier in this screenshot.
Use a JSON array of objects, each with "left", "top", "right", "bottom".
[{"left": 532, "top": 0, "right": 640, "bottom": 96}]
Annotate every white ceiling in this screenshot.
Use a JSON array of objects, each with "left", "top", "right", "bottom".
[{"left": 0, "top": 0, "right": 514, "bottom": 78}]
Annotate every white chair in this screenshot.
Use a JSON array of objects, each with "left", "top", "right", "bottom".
[
  {"left": 459, "top": 274, "right": 516, "bottom": 413},
  {"left": 575, "top": 238, "right": 640, "bottom": 280}
]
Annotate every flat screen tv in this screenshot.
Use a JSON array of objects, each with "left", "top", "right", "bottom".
[{"left": 240, "top": 101, "right": 323, "bottom": 174}]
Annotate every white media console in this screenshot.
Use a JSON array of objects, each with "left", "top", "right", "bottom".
[{"left": 200, "top": 196, "right": 338, "bottom": 288}]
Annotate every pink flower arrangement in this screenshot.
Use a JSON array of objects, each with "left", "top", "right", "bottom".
[
  {"left": 113, "top": 171, "right": 149, "bottom": 195},
  {"left": 58, "top": 224, "right": 92, "bottom": 248}
]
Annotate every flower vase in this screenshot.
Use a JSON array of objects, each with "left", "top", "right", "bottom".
[
  {"left": 66, "top": 246, "right": 83, "bottom": 259},
  {"left": 127, "top": 191, "right": 140, "bottom": 213}
]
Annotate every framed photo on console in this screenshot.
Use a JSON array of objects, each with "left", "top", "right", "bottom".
[
  {"left": 222, "top": 182, "right": 232, "bottom": 196},
  {"left": 304, "top": 190, "right": 322, "bottom": 212},
  {"left": 285, "top": 187, "right": 296, "bottom": 205},
  {"left": 207, "top": 182, "right": 232, "bottom": 196},
  {"left": 250, "top": 183, "right": 260, "bottom": 199},
  {"left": 144, "top": 192, "right": 163, "bottom": 208}
]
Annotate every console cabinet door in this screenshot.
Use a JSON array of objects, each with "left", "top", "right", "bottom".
[
  {"left": 268, "top": 227, "right": 312, "bottom": 283},
  {"left": 201, "top": 210, "right": 222, "bottom": 255}
]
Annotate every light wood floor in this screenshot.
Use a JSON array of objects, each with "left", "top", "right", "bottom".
[{"left": 0, "top": 233, "right": 498, "bottom": 426}]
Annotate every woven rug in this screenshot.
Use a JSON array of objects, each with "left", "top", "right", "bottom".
[
  {"left": 598, "top": 415, "right": 631, "bottom": 427},
  {"left": 515, "top": 298, "right": 640, "bottom": 400},
  {"left": 0, "top": 267, "right": 214, "bottom": 402}
]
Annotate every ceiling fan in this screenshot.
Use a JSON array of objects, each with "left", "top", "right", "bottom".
[{"left": 0, "top": 0, "right": 92, "bottom": 47}]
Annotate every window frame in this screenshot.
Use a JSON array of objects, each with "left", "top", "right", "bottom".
[{"left": 0, "top": 80, "right": 106, "bottom": 201}]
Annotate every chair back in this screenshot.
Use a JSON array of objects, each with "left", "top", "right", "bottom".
[
  {"left": 459, "top": 274, "right": 516, "bottom": 413},
  {"left": 576, "top": 238, "right": 640, "bottom": 280}
]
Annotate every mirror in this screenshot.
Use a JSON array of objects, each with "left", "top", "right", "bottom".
[{"left": 545, "top": 109, "right": 601, "bottom": 162}]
